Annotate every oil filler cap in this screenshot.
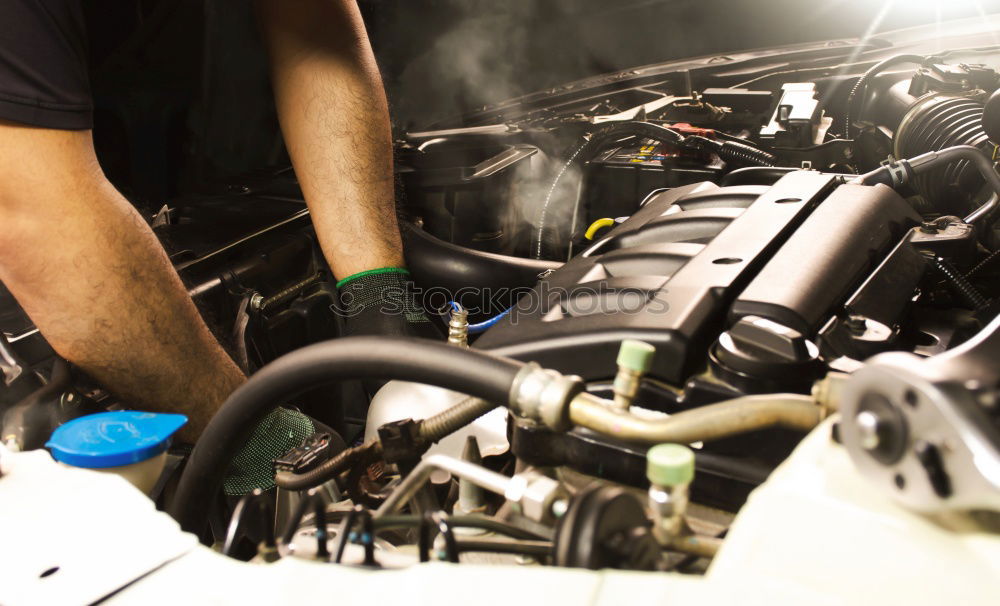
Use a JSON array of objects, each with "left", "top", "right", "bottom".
[{"left": 46, "top": 411, "right": 187, "bottom": 468}]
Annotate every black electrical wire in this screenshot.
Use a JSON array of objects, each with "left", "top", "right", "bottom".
[
  {"left": 419, "top": 396, "right": 499, "bottom": 443},
  {"left": 314, "top": 494, "right": 331, "bottom": 560},
  {"left": 333, "top": 505, "right": 366, "bottom": 564},
  {"left": 275, "top": 439, "right": 382, "bottom": 492},
  {"left": 222, "top": 489, "right": 275, "bottom": 558},
  {"left": 419, "top": 512, "right": 459, "bottom": 563},
  {"left": 967, "top": 249, "right": 1000, "bottom": 280},
  {"left": 278, "top": 488, "right": 330, "bottom": 559},
  {"left": 274, "top": 396, "right": 499, "bottom": 492},
  {"left": 684, "top": 135, "right": 776, "bottom": 167},
  {"left": 360, "top": 511, "right": 377, "bottom": 566},
  {"left": 844, "top": 54, "right": 927, "bottom": 139},
  {"left": 930, "top": 256, "right": 991, "bottom": 310},
  {"left": 170, "top": 336, "right": 526, "bottom": 536}
]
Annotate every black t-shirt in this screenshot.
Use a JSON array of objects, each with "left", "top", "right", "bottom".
[{"left": 0, "top": 0, "right": 93, "bottom": 129}]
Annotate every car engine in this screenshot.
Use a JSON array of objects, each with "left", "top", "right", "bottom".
[{"left": 1, "top": 12, "right": 999, "bottom": 602}]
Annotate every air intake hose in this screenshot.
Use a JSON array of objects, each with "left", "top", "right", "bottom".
[{"left": 894, "top": 94, "right": 993, "bottom": 214}]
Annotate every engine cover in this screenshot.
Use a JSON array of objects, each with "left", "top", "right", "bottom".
[{"left": 476, "top": 172, "right": 918, "bottom": 384}]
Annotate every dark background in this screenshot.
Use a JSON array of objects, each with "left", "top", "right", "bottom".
[
  {"left": 363, "top": 0, "right": 1000, "bottom": 128},
  {"left": 83, "top": 0, "right": 1000, "bottom": 204}
]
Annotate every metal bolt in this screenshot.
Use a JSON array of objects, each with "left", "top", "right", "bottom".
[
  {"left": 919, "top": 221, "right": 939, "bottom": 234},
  {"left": 551, "top": 499, "right": 569, "bottom": 518},
  {"left": 856, "top": 410, "right": 882, "bottom": 450},
  {"left": 845, "top": 314, "right": 868, "bottom": 335}
]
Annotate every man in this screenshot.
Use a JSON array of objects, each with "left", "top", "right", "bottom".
[{"left": 0, "top": 0, "right": 427, "bottom": 491}]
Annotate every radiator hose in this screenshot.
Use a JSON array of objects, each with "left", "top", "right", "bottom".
[{"left": 169, "top": 336, "right": 525, "bottom": 534}]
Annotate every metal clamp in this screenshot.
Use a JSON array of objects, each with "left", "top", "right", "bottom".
[{"left": 508, "top": 362, "right": 584, "bottom": 432}]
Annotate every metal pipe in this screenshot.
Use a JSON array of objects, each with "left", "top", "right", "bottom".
[
  {"left": 568, "top": 393, "right": 822, "bottom": 445},
  {"left": 964, "top": 192, "right": 998, "bottom": 225},
  {"left": 375, "top": 454, "right": 513, "bottom": 518},
  {"left": 672, "top": 534, "right": 724, "bottom": 559}
]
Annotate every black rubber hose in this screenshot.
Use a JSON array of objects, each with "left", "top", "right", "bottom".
[
  {"left": 169, "top": 336, "right": 525, "bottom": 534},
  {"left": 454, "top": 539, "right": 553, "bottom": 558},
  {"left": 720, "top": 166, "right": 795, "bottom": 186},
  {"left": 372, "top": 515, "right": 547, "bottom": 540},
  {"left": 844, "top": 54, "right": 927, "bottom": 138},
  {"left": 856, "top": 145, "right": 1000, "bottom": 198},
  {"left": 401, "top": 221, "right": 560, "bottom": 296}
]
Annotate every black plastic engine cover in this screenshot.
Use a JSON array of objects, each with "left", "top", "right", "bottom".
[
  {"left": 731, "top": 183, "right": 920, "bottom": 333},
  {"left": 477, "top": 171, "right": 841, "bottom": 383}
]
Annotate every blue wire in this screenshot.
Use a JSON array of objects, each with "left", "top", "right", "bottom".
[
  {"left": 468, "top": 307, "right": 511, "bottom": 334},
  {"left": 447, "top": 301, "right": 511, "bottom": 335}
]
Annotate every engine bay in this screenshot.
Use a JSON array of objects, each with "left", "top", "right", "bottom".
[{"left": 2, "top": 11, "right": 1000, "bottom": 602}]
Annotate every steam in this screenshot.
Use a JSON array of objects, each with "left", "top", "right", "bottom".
[
  {"left": 509, "top": 150, "right": 586, "bottom": 261},
  {"left": 389, "top": 3, "right": 532, "bottom": 128}
]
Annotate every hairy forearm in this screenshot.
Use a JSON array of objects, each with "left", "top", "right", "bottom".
[
  {"left": 258, "top": 0, "right": 403, "bottom": 278},
  {"left": 0, "top": 126, "right": 244, "bottom": 440}
]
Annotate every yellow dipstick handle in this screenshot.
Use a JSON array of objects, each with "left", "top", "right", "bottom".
[{"left": 585, "top": 218, "right": 616, "bottom": 240}]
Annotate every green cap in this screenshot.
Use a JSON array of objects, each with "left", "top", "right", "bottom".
[
  {"left": 616, "top": 339, "right": 656, "bottom": 373},
  {"left": 646, "top": 444, "right": 695, "bottom": 487}
]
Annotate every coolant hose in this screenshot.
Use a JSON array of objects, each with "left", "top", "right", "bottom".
[
  {"left": 568, "top": 393, "right": 822, "bottom": 445},
  {"left": 402, "top": 221, "right": 560, "bottom": 294},
  {"left": 170, "top": 336, "right": 525, "bottom": 534}
]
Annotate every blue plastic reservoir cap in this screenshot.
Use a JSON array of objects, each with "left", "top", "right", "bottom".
[{"left": 46, "top": 411, "right": 187, "bottom": 468}]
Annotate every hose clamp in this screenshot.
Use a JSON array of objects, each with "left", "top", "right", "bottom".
[{"left": 509, "top": 362, "right": 584, "bottom": 432}]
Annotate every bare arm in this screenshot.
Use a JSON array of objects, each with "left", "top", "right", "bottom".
[
  {"left": 256, "top": 0, "right": 404, "bottom": 279},
  {"left": 0, "top": 122, "right": 245, "bottom": 440}
]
